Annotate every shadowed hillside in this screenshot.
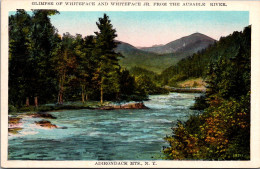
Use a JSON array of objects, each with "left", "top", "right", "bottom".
[{"left": 116, "top": 33, "right": 215, "bottom": 73}]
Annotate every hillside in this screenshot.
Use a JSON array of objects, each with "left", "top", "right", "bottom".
[
  {"left": 159, "top": 27, "right": 251, "bottom": 87},
  {"left": 115, "top": 33, "right": 215, "bottom": 73},
  {"left": 140, "top": 33, "right": 215, "bottom": 54},
  {"left": 115, "top": 41, "right": 182, "bottom": 73}
]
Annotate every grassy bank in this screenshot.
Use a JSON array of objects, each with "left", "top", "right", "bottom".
[
  {"left": 176, "top": 78, "right": 206, "bottom": 89},
  {"left": 164, "top": 78, "right": 206, "bottom": 93}
]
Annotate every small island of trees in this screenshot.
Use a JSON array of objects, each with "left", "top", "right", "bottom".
[{"left": 9, "top": 10, "right": 166, "bottom": 110}]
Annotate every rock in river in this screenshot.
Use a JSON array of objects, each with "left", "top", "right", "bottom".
[
  {"left": 8, "top": 128, "right": 23, "bottom": 135},
  {"left": 35, "top": 120, "right": 57, "bottom": 128},
  {"left": 99, "top": 102, "right": 149, "bottom": 110},
  {"left": 31, "top": 113, "right": 57, "bottom": 119},
  {"left": 8, "top": 117, "right": 23, "bottom": 133}
]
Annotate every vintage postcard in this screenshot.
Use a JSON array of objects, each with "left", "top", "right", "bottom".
[{"left": 1, "top": 0, "right": 260, "bottom": 168}]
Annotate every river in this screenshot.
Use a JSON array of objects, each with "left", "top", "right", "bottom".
[{"left": 8, "top": 92, "right": 201, "bottom": 160}]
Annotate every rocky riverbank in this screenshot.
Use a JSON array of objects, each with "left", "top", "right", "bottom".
[
  {"left": 164, "top": 86, "right": 206, "bottom": 93},
  {"left": 98, "top": 102, "right": 149, "bottom": 110},
  {"left": 8, "top": 112, "right": 59, "bottom": 135}
]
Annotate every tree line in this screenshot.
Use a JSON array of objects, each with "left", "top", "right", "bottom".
[
  {"left": 154, "top": 26, "right": 251, "bottom": 87},
  {"left": 9, "top": 10, "right": 164, "bottom": 107}
]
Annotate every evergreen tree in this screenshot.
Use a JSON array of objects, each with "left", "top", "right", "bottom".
[
  {"left": 119, "top": 69, "right": 136, "bottom": 98},
  {"left": 93, "top": 14, "right": 122, "bottom": 104},
  {"left": 9, "top": 9, "right": 32, "bottom": 106},
  {"left": 76, "top": 35, "right": 96, "bottom": 103},
  {"left": 29, "top": 9, "right": 60, "bottom": 104}
]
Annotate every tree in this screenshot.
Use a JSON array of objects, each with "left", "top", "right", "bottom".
[
  {"left": 93, "top": 14, "right": 122, "bottom": 104},
  {"left": 119, "top": 69, "right": 136, "bottom": 99},
  {"left": 75, "top": 35, "right": 96, "bottom": 103},
  {"left": 29, "top": 9, "right": 60, "bottom": 104},
  {"left": 51, "top": 32, "right": 78, "bottom": 104},
  {"left": 9, "top": 9, "right": 32, "bottom": 106}
]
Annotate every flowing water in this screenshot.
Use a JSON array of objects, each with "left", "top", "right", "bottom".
[{"left": 8, "top": 93, "right": 201, "bottom": 160}]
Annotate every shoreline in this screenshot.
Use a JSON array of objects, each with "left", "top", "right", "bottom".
[
  {"left": 9, "top": 100, "right": 150, "bottom": 115},
  {"left": 9, "top": 91, "right": 200, "bottom": 115},
  {"left": 164, "top": 86, "right": 206, "bottom": 93}
]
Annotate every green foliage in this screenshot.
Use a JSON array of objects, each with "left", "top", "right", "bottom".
[
  {"left": 93, "top": 14, "right": 123, "bottom": 103},
  {"left": 9, "top": 9, "right": 60, "bottom": 106},
  {"left": 168, "top": 74, "right": 188, "bottom": 87},
  {"left": 119, "top": 50, "right": 185, "bottom": 74},
  {"left": 130, "top": 66, "right": 158, "bottom": 79},
  {"left": 191, "top": 95, "right": 209, "bottom": 110},
  {"left": 9, "top": 10, "right": 32, "bottom": 106},
  {"left": 128, "top": 67, "right": 169, "bottom": 95},
  {"left": 8, "top": 105, "right": 17, "bottom": 113},
  {"left": 160, "top": 26, "right": 251, "bottom": 87},
  {"left": 135, "top": 74, "right": 168, "bottom": 95},
  {"left": 9, "top": 11, "right": 151, "bottom": 109},
  {"left": 129, "top": 66, "right": 163, "bottom": 85},
  {"left": 29, "top": 10, "right": 60, "bottom": 103},
  {"left": 164, "top": 93, "right": 250, "bottom": 160},
  {"left": 119, "top": 69, "right": 140, "bottom": 100},
  {"left": 164, "top": 26, "right": 251, "bottom": 160}
]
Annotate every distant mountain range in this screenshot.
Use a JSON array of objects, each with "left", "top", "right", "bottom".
[
  {"left": 140, "top": 33, "right": 215, "bottom": 54},
  {"left": 116, "top": 33, "right": 216, "bottom": 73}
]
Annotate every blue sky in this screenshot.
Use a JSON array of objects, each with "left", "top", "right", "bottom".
[{"left": 10, "top": 11, "right": 249, "bottom": 47}]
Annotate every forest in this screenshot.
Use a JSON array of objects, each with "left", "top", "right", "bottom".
[
  {"left": 8, "top": 9, "right": 166, "bottom": 109},
  {"left": 163, "top": 26, "right": 251, "bottom": 160},
  {"left": 158, "top": 28, "right": 250, "bottom": 87}
]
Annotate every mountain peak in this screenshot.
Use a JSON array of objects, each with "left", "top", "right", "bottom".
[
  {"left": 186, "top": 32, "right": 215, "bottom": 41},
  {"left": 191, "top": 32, "right": 203, "bottom": 35},
  {"left": 140, "top": 33, "right": 215, "bottom": 54}
]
